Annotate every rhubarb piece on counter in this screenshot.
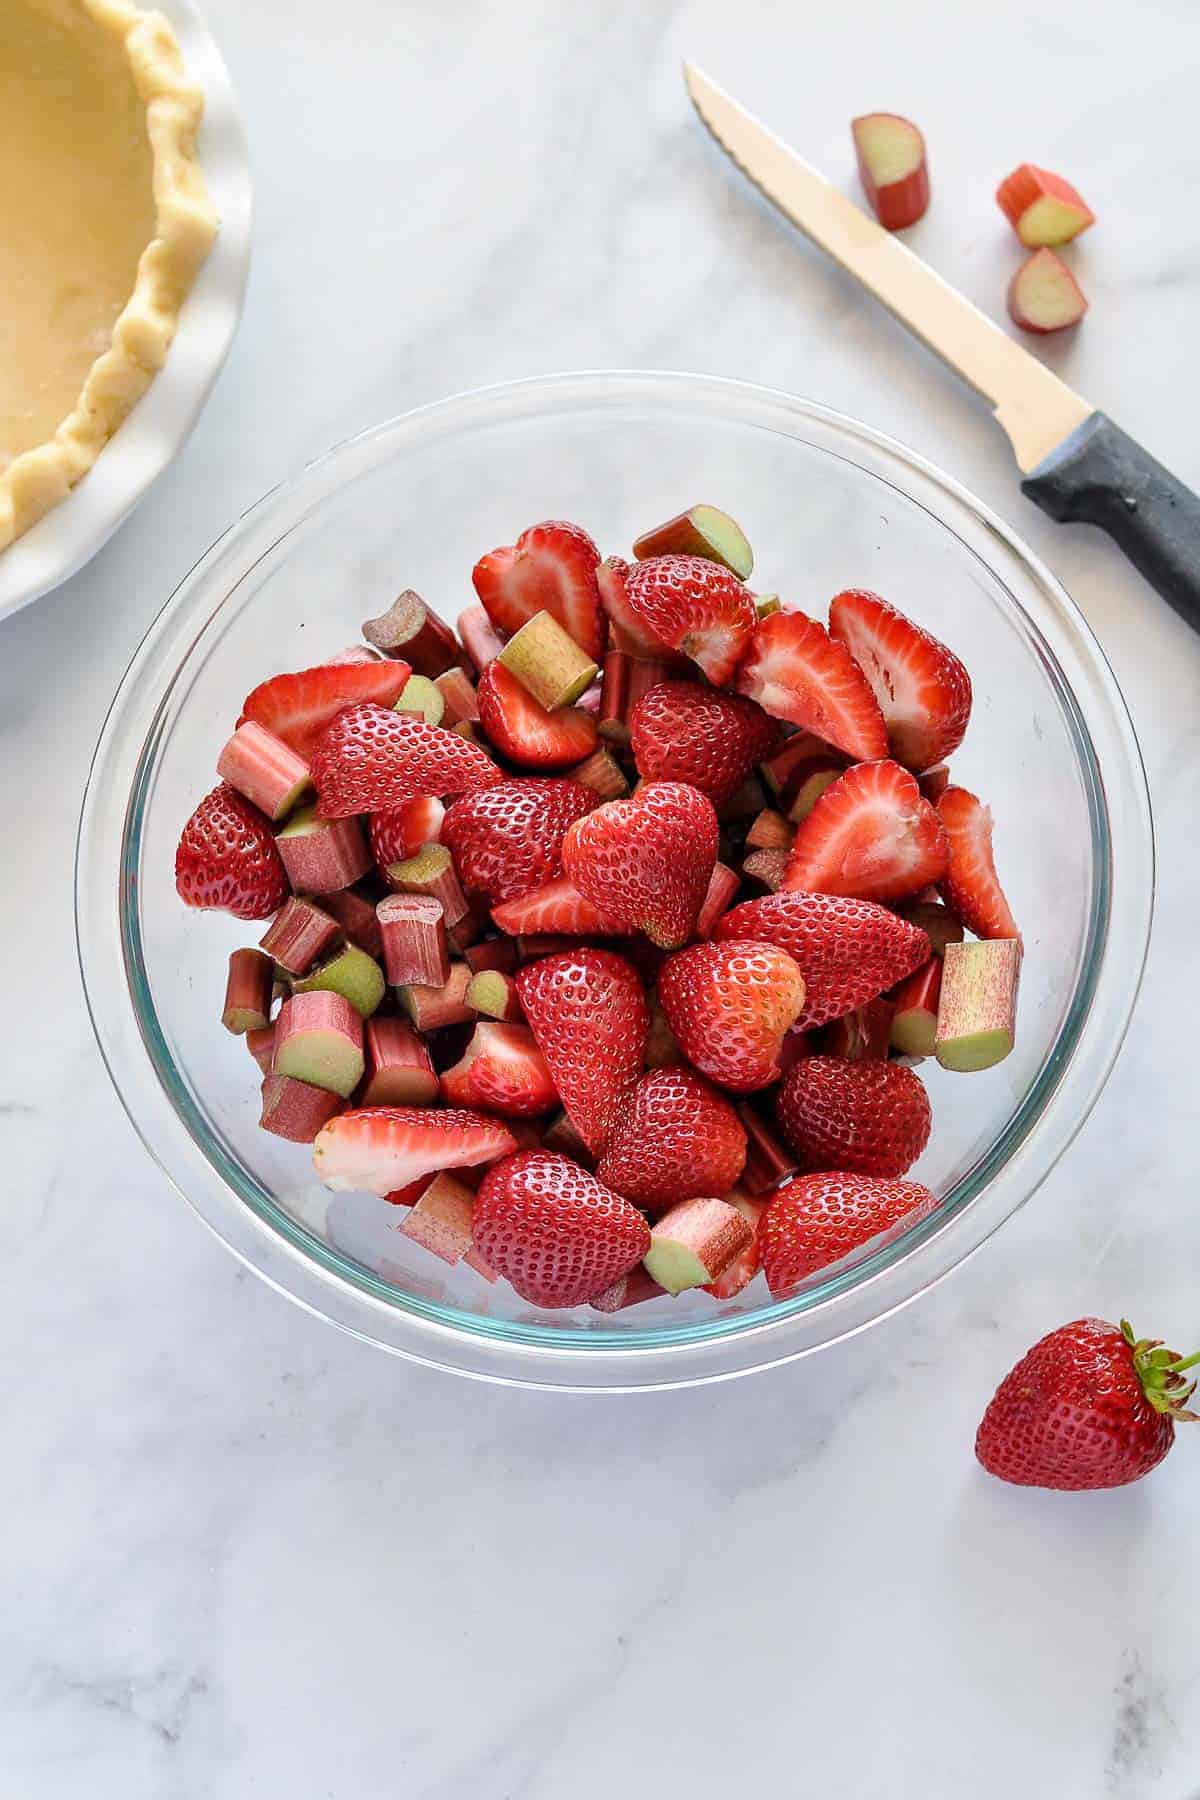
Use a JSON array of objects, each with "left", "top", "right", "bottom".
[
  {"left": 1007, "top": 249, "right": 1088, "bottom": 334},
  {"left": 472, "top": 519, "right": 605, "bottom": 662},
  {"left": 259, "top": 1073, "right": 343, "bottom": 1143},
  {"left": 702, "top": 1194, "right": 766, "bottom": 1300},
  {"left": 221, "top": 948, "right": 274, "bottom": 1034},
  {"left": 899, "top": 898, "right": 963, "bottom": 959},
  {"left": 377, "top": 893, "right": 450, "bottom": 988},
  {"left": 464, "top": 935, "right": 519, "bottom": 976},
  {"left": 643, "top": 1197, "right": 754, "bottom": 1295},
  {"left": 383, "top": 843, "right": 469, "bottom": 927},
  {"left": 292, "top": 942, "right": 386, "bottom": 1018},
  {"left": 398, "top": 961, "right": 475, "bottom": 1031},
  {"left": 239, "top": 660, "right": 411, "bottom": 759},
  {"left": 217, "top": 721, "right": 313, "bottom": 822},
  {"left": 632, "top": 504, "right": 754, "bottom": 580},
  {"left": 246, "top": 1023, "right": 276, "bottom": 1074},
  {"left": 996, "top": 163, "right": 1095, "bottom": 247},
  {"left": 589, "top": 1266, "right": 667, "bottom": 1313},
  {"left": 736, "top": 610, "right": 888, "bottom": 761},
  {"left": 852, "top": 112, "right": 930, "bottom": 231},
  {"left": 476, "top": 659, "right": 599, "bottom": 770},
  {"left": 466, "top": 969, "right": 523, "bottom": 1021},
  {"left": 742, "top": 847, "right": 789, "bottom": 892},
  {"left": 275, "top": 805, "right": 373, "bottom": 895},
  {"left": 935, "top": 938, "right": 1021, "bottom": 1072},
  {"left": 313, "top": 1105, "right": 516, "bottom": 1196},
  {"left": 433, "top": 666, "right": 479, "bottom": 727},
  {"left": 745, "top": 809, "right": 794, "bottom": 852},
  {"left": 890, "top": 957, "right": 943, "bottom": 1059},
  {"left": 393, "top": 673, "right": 445, "bottom": 727},
  {"left": 737, "top": 1104, "right": 799, "bottom": 1196},
  {"left": 497, "top": 609, "right": 600, "bottom": 711},
  {"left": 694, "top": 862, "right": 741, "bottom": 939},
  {"left": 175, "top": 784, "right": 291, "bottom": 921},
  {"left": 362, "top": 590, "right": 462, "bottom": 675},
  {"left": 397, "top": 1173, "right": 478, "bottom": 1265},
  {"left": 815, "top": 995, "right": 895, "bottom": 1061},
  {"left": 360, "top": 1016, "right": 437, "bottom": 1106},
  {"left": 456, "top": 603, "right": 506, "bottom": 673},
  {"left": 259, "top": 897, "right": 342, "bottom": 976},
  {"left": 440, "top": 1022, "right": 558, "bottom": 1116},
  {"left": 319, "top": 884, "right": 386, "bottom": 959},
  {"left": 273, "top": 990, "right": 364, "bottom": 1097},
  {"left": 568, "top": 747, "right": 630, "bottom": 801},
  {"left": 936, "top": 786, "right": 1020, "bottom": 941},
  {"left": 622, "top": 554, "right": 757, "bottom": 685}
]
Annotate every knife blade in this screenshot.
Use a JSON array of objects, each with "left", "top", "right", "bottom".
[{"left": 685, "top": 61, "right": 1200, "bottom": 636}]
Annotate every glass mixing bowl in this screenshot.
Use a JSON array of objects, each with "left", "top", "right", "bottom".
[{"left": 76, "top": 372, "right": 1153, "bottom": 1390}]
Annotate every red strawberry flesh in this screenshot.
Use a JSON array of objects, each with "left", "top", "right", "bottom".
[
  {"left": 828, "top": 588, "right": 972, "bottom": 772},
  {"left": 783, "top": 759, "right": 948, "bottom": 903},
  {"left": 472, "top": 520, "right": 605, "bottom": 661},
  {"left": 735, "top": 610, "right": 888, "bottom": 761},
  {"left": 240, "top": 660, "right": 411, "bottom": 758},
  {"left": 312, "top": 1105, "right": 516, "bottom": 1196}
]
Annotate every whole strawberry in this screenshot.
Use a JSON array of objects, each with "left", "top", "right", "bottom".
[
  {"left": 310, "top": 703, "right": 500, "bottom": 816},
  {"left": 473, "top": 1150, "right": 651, "bottom": 1308},
  {"left": 622, "top": 554, "right": 757, "bottom": 684},
  {"left": 629, "top": 680, "right": 779, "bottom": 806},
  {"left": 516, "top": 948, "right": 648, "bottom": 1154},
  {"left": 562, "top": 781, "right": 718, "bottom": 949},
  {"left": 759, "top": 1172, "right": 935, "bottom": 1295},
  {"left": 657, "top": 939, "right": 806, "bottom": 1092},
  {"left": 442, "top": 778, "right": 596, "bottom": 904},
  {"left": 596, "top": 1067, "right": 747, "bottom": 1211},
  {"left": 774, "top": 1056, "right": 931, "bottom": 1178},
  {"left": 976, "top": 1319, "right": 1198, "bottom": 1491},
  {"left": 176, "top": 783, "right": 290, "bottom": 920}
]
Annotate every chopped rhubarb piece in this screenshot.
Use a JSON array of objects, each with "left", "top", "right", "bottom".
[
  {"left": 464, "top": 1244, "right": 500, "bottom": 1283},
  {"left": 498, "top": 609, "right": 600, "bottom": 711},
  {"left": 781, "top": 757, "right": 845, "bottom": 823},
  {"left": 377, "top": 893, "right": 450, "bottom": 988},
  {"left": 466, "top": 969, "right": 523, "bottom": 1021},
  {"left": 643, "top": 1197, "right": 754, "bottom": 1294},
  {"left": 217, "top": 721, "right": 313, "bottom": 822},
  {"left": 446, "top": 898, "right": 488, "bottom": 955},
  {"left": 319, "top": 884, "right": 385, "bottom": 959},
  {"left": 745, "top": 808, "right": 795, "bottom": 852},
  {"left": 742, "top": 847, "right": 788, "bottom": 891},
  {"left": 569, "top": 747, "right": 631, "bottom": 801},
  {"left": 852, "top": 112, "right": 930, "bottom": 230},
  {"left": 292, "top": 942, "right": 386, "bottom": 1018},
  {"left": 644, "top": 995, "right": 681, "bottom": 1068},
  {"left": 996, "top": 163, "right": 1095, "bottom": 247},
  {"left": 899, "top": 898, "right": 963, "bottom": 958},
  {"left": 384, "top": 842, "right": 469, "bottom": 926},
  {"left": 759, "top": 731, "right": 842, "bottom": 797},
  {"left": 736, "top": 1105, "right": 799, "bottom": 1196},
  {"left": 703, "top": 1193, "right": 766, "bottom": 1298},
  {"left": 716, "top": 775, "right": 767, "bottom": 823},
  {"left": 816, "top": 995, "right": 895, "bottom": 1061},
  {"left": 597, "top": 653, "right": 676, "bottom": 746},
  {"left": 361, "top": 1016, "right": 438, "bottom": 1106},
  {"left": 632, "top": 504, "right": 754, "bottom": 580},
  {"left": 935, "top": 938, "right": 1021, "bottom": 1072},
  {"left": 221, "top": 947, "right": 274, "bottom": 1034},
  {"left": 589, "top": 1266, "right": 667, "bottom": 1313},
  {"left": 754, "top": 593, "right": 782, "bottom": 621},
  {"left": 433, "top": 666, "right": 479, "bottom": 727},
  {"left": 397, "top": 1172, "right": 478, "bottom": 1265},
  {"left": 542, "top": 1108, "right": 594, "bottom": 1165},
  {"left": 1007, "top": 248, "right": 1088, "bottom": 334},
  {"left": 275, "top": 806, "right": 372, "bottom": 894},
  {"left": 456, "top": 603, "right": 506, "bottom": 673},
  {"left": 393, "top": 674, "right": 445, "bottom": 726},
  {"left": 464, "top": 935, "right": 519, "bottom": 976},
  {"left": 398, "top": 961, "right": 475, "bottom": 1031},
  {"left": 246, "top": 1023, "right": 276, "bottom": 1074},
  {"left": 918, "top": 764, "right": 950, "bottom": 804},
  {"left": 362, "top": 590, "right": 462, "bottom": 674},
  {"left": 273, "top": 990, "right": 364, "bottom": 1097},
  {"left": 441, "top": 1022, "right": 557, "bottom": 1116},
  {"left": 259, "top": 897, "right": 341, "bottom": 976},
  {"left": 694, "top": 862, "right": 741, "bottom": 939},
  {"left": 259, "top": 1073, "right": 342, "bottom": 1142},
  {"left": 890, "top": 957, "right": 942, "bottom": 1059}
]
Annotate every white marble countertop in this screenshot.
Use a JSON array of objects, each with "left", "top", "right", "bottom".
[{"left": 5, "top": 0, "right": 1200, "bottom": 1792}]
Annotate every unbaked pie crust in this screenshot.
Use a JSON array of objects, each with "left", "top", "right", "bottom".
[{"left": 0, "top": 0, "right": 218, "bottom": 549}]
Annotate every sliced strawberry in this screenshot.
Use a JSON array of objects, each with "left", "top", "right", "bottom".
[
  {"left": 774, "top": 1056, "right": 932, "bottom": 1178},
  {"left": 440, "top": 1023, "right": 558, "bottom": 1117},
  {"left": 701, "top": 1193, "right": 766, "bottom": 1299},
  {"left": 657, "top": 940, "right": 806, "bottom": 1093},
  {"left": 175, "top": 784, "right": 290, "bottom": 920},
  {"left": 476, "top": 660, "right": 598, "bottom": 769},
  {"left": 937, "top": 785, "right": 1020, "bottom": 940},
  {"left": 622, "top": 554, "right": 757, "bottom": 684},
  {"left": 311, "top": 1105, "right": 516, "bottom": 1196},
  {"left": 441, "top": 778, "right": 596, "bottom": 905},
  {"left": 309, "top": 704, "right": 500, "bottom": 817},
  {"left": 473, "top": 1150, "right": 650, "bottom": 1308},
  {"left": 628, "top": 680, "right": 780, "bottom": 806},
  {"left": 712, "top": 890, "right": 930, "bottom": 1029},
  {"left": 561, "top": 781, "right": 718, "bottom": 950},
  {"left": 596, "top": 555, "right": 681, "bottom": 660},
  {"left": 239, "top": 661, "right": 411, "bottom": 758},
  {"left": 368, "top": 796, "right": 445, "bottom": 872},
  {"left": 828, "top": 588, "right": 972, "bottom": 771},
  {"left": 783, "top": 759, "right": 948, "bottom": 903},
  {"left": 472, "top": 520, "right": 605, "bottom": 661},
  {"left": 734, "top": 610, "right": 888, "bottom": 761},
  {"left": 595, "top": 1067, "right": 747, "bottom": 1212},
  {"left": 515, "top": 948, "right": 648, "bottom": 1154},
  {"left": 759, "top": 1172, "right": 936, "bottom": 1295},
  {"left": 491, "top": 875, "right": 623, "bottom": 937}
]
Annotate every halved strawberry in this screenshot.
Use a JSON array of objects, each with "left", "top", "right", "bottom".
[
  {"left": 657, "top": 940, "right": 806, "bottom": 1093},
  {"left": 476, "top": 661, "right": 598, "bottom": 769},
  {"left": 440, "top": 1023, "right": 558, "bottom": 1117},
  {"left": 597, "top": 555, "right": 681, "bottom": 660},
  {"left": 937, "top": 786, "right": 1020, "bottom": 940},
  {"left": 774, "top": 1056, "right": 932, "bottom": 1178},
  {"left": 491, "top": 876, "right": 623, "bottom": 937},
  {"left": 311, "top": 1106, "right": 516, "bottom": 1196},
  {"left": 473, "top": 1150, "right": 650, "bottom": 1308},
  {"left": 472, "top": 520, "right": 605, "bottom": 661},
  {"left": 516, "top": 949, "right": 648, "bottom": 1154},
  {"left": 783, "top": 759, "right": 948, "bottom": 903},
  {"left": 441, "top": 778, "right": 596, "bottom": 904},
  {"left": 759, "top": 1172, "right": 936, "bottom": 1295},
  {"left": 309, "top": 704, "right": 500, "bottom": 816},
  {"left": 596, "top": 1067, "right": 747, "bottom": 1212},
  {"left": 561, "top": 781, "right": 718, "bottom": 949},
  {"left": 701, "top": 1193, "right": 766, "bottom": 1299},
  {"left": 735, "top": 611, "right": 888, "bottom": 761},
  {"left": 622, "top": 554, "right": 757, "bottom": 684},
  {"left": 239, "top": 660, "right": 411, "bottom": 758},
  {"left": 828, "top": 588, "right": 972, "bottom": 771},
  {"left": 368, "top": 796, "right": 445, "bottom": 872},
  {"left": 175, "top": 784, "right": 290, "bottom": 920},
  {"left": 628, "top": 680, "right": 780, "bottom": 805}
]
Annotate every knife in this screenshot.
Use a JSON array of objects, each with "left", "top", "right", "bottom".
[{"left": 684, "top": 62, "right": 1200, "bottom": 636}]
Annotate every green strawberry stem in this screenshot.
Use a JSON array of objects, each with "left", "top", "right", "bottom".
[{"left": 1121, "top": 1319, "right": 1200, "bottom": 1421}]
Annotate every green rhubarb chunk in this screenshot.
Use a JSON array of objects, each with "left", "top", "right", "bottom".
[
  {"left": 497, "top": 610, "right": 599, "bottom": 711},
  {"left": 274, "top": 1030, "right": 363, "bottom": 1098},
  {"left": 292, "top": 943, "right": 385, "bottom": 1017},
  {"left": 393, "top": 674, "right": 445, "bottom": 727},
  {"left": 935, "top": 939, "right": 1021, "bottom": 1073},
  {"left": 276, "top": 802, "right": 321, "bottom": 839},
  {"left": 643, "top": 1240, "right": 711, "bottom": 1296}
]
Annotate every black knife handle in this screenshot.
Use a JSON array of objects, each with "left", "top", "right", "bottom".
[{"left": 1021, "top": 413, "right": 1200, "bottom": 635}]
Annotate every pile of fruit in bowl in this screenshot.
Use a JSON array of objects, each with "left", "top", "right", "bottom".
[{"left": 175, "top": 503, "right": 1022, "bottom": 1313}]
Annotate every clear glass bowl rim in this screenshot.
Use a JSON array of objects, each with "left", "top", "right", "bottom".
[{"left": 75, "top": 370, "right": 1154, "bottom": 1391}]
